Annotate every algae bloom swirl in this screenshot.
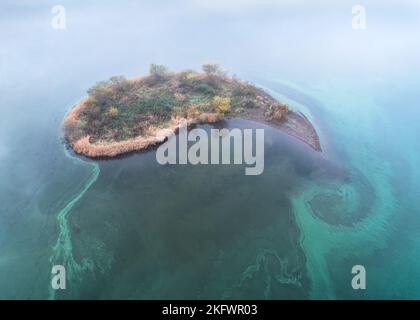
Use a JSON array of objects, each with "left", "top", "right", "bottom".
[{"left": 48, "top": 148, "right": 100, "bottom": 299}]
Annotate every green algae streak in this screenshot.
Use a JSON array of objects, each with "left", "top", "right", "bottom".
[{"left": 48, "top": 148, "right": 100, "bottom": 300}]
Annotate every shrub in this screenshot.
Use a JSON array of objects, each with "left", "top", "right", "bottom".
[
  {"left": 187, "top": 104, "right": 200, "bottom": 117},
  {"left": 174, "top": 93, "right": 186, "bottom": 102},
  {"left": 212, "top": 96, "right": 231, "bottom": 114},
  {"left": 197, "top": 75, "right": 221, "bottom": 94},
  {"left": 178, "top": 69, "right": 198, "bottom": 79},
  {"left": 265, "top": 104, "right": 289, "bottom": 121},
  {"left": 90, "top": 119, "right": 102, "bottom": 135},
  {"left": 107, "top": 106, "right": 119, "bottom": 118},
  {"left": 84, "top": 96, "right": 97, "bottom": 107},
  {"left": 149, "top": 64, "right": 168, "bottom": 78},
  {"left": 87, "top": 82, "right": 112, "bottom": 106},
  {"left": 108, "top": 76, "right": 126, "bottom": 85},
  {"left": 186, "top": 71, "right": 198, "bottom": 80},
  {"left": 173, "top": 106, "right": 187, "bottom": 118},
  {"left": 64, "top": 121, "right": 84, "bottom": 142},
  {"left": 177, "top": 70, "right": 201, "bottom": 91},
  {"left": 80, "top": 97, "right": 100, "bottom": 117},
  {"left": 108, "top": 76, "right": 132, "bottom": 96},
  {"left": 81, "top": 104, "right": 101, "bottom": 120},
  {"left": 194, "top": 83, "right": 216, "bottom": 95},
  {"left": 142, "top": 92, "right": 176, "bottom": 119},
  {"left": 202, "top": 63, "right": 226, "bottom": 76},
  {"left": 232, "top": 83, "right": 258, "bottom": 98}
]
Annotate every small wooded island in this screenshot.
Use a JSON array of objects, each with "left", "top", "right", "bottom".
[{"left": 63, "top": 64, "right": 321, "bottom": 158}]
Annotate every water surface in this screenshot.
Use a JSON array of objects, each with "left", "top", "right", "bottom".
[{"left": 1, "top": 0, "right": 420, "bottom": 299}]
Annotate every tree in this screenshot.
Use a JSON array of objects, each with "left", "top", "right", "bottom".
[
  {"left": 87, "top": 82, "right": 111, "bottom": 106},
  {"left": 202, "top": 63, "right": 226, "bottom": 76},
  {"left": 213, "top": 96, "right": 231, "bottom": 114},
  {"left": 149, "top": 64, "right": 168, "bottom": 78},
  {"left": 108, "top": 76, "right": 126, "bottom": 85}
]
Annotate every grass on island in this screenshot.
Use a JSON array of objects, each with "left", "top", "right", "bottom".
[{"left": 64, "top": 63, "right": 289, "bottom": 143}]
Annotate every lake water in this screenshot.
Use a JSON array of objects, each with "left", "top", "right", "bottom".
[{"left": 1, "top": 0, "right": 420, "bottom": 299}]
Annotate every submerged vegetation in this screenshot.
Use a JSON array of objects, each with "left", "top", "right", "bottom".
[{"left": 64, "top": 63, "right": 290, "bottom": 143}]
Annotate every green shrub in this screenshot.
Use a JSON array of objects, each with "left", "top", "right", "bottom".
[
  {"left": 194, "top": 83, "right": 216, "bottom": 95},
  {"left": 213, "top": 96, "right": 231, "bottom": 114},
  {"left": 142, "top": 91, "right": 176, "bottom": 119},
  {"left": 107, "top": 106, "right": 119, "bottom": 118}
]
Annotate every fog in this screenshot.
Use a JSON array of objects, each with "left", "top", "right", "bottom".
[
  {"left": 1, "top": 0, "right": 420, "bottom": 299},
  {"left": 1, "top": 0, "right": 419, "bottom": 164}
]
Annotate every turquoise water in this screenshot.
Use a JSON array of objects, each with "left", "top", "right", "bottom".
[
  {"left": 1, "top": 1, "right": 420, "bottom": 299},
  {"left": 294, "top": 78, "right": 420, "bottom": 299}
]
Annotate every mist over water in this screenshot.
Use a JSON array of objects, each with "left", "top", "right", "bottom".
[{"left": 1, "top": 0, "right": 420, "bottom": 299}]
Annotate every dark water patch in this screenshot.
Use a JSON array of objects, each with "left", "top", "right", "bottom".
[{"left": 62, "top": 120, "right": 322, "bottom": 299}]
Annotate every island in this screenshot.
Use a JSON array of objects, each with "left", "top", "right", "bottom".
[{"left": 63, "top": 63, "right": 321, "bottom": 158}]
